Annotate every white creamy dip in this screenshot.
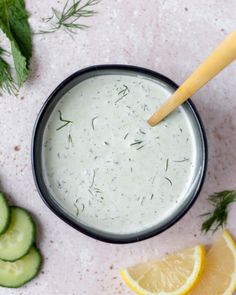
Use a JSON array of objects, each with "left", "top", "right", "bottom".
[{"left": 42, "top": 73, "right": 197, "bottom": 235}]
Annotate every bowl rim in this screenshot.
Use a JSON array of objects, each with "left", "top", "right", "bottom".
[{"left": 31, "top": 64, "right": 208, "bottom": 244}]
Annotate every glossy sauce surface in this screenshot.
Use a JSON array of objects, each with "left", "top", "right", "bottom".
[{"left": 42, "top": 74, "right": 196, "bottom": 235}]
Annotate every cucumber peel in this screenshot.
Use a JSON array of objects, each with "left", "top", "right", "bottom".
[
  {"left": 0, "top": 192, "right": 10, "bottom": 235},
  {"left": 0, "top": 246, "right": 42, "bottom": 288},
  {"left": 0, "top": 195, "right": 42, "bottom": 288},
  {"left": 0, "top": 207, "right": 35, "bottom": 261}
]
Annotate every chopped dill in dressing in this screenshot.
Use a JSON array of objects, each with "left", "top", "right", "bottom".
[{"left": 42, "top": 74, "right": 196, "bottom": 235}]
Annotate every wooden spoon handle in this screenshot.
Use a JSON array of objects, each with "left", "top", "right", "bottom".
[{"left": 148, "top": 30, "right": 236, "bottom": 127}]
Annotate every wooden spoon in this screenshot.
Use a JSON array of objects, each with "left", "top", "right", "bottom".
[{"left": 148, "top": 30, "right": 236, "bottom": 127}]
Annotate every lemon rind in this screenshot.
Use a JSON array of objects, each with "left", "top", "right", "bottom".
[
  {"left": 120, "top": 245, "right": 205, "bottom": 295},
  {"left": 222, "top": 230, "right": 236, "bottom": 295}
]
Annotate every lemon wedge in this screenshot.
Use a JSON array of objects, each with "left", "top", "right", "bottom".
[
  {"left": 190, "top": 230, "right": 236, "bottom": 295},
  {"left": 120, "top": 245, "right": 205, "bottom": 295}
]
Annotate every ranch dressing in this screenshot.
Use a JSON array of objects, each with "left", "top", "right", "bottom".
[{"left": 42, "top": 74, "right": 196, "bottom": 235}]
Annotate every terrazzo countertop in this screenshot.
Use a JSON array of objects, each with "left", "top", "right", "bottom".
[{"left": 0, "top": 0, "right": 236, "bottom": 294}]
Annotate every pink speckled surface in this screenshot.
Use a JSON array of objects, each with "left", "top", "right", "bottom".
[{"left": 0, "top": 0, "right": 236, "bottom": 294}]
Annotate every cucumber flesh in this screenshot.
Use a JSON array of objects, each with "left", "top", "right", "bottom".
[
  {"left": 0, "top": 207, "right": 35, "bottom": 261},
  {"left": 0, "top": 193, "right": 10, "bottom": 235},
  {"left": 0, "top": 246, "right": 42, "bottom": 288}
]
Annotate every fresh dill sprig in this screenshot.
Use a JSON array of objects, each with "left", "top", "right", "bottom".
[
  {"left": 136, "top": 145, "right": 145, "bottom": 150},
  {"left": 0, "top": 1, "right": 32, "bottom": 92},
  {"left": 74, "top": 199, "right": 80, "bottom": 216},
  {"left": 164, "top": 177, "right": 172, "bottom": 186},
  {"left": 165, "top": 158, "right": 169, "bottom": 172},
  {"left": 130, "top": 140, "right": 145, "bottom": 150},
  {"left": 130, "top": 140, "right": 143, "bottom": 146},
  {"left": 73, "top": 199, "right": 85, "bottom": 216},
  {"left": 124, "top": 132, "right": 129, "bottom": 140},
  {"left": 94, "top": 187, "right": 103, "bottom": 194},
  {"left": 173, "top": 158, "right": 190, "bottom": 163},
  {"left": 81, "top": 203, "right": 85, "bottom": 212},
  {"left": 139, "top": 129, "right": 146, "bottom": 135},
  {"left": 118, "top": 84, "right": 129, "bottom": 96},
  {"left": 89, "top": 169, "right": 96, "bottom": 188},
  {"left": 56, "top": 110, "right": 73, "bottom": 131},
  {"left": 115, "top": 84, "right": 130, "bottom": 103},
  {"left": 39, "top": 0, "right": 100, "bottom": 35},
  {"left": 0, "top": 48, "right": 18, "bottom": 95},
  {"left": 201, "top": 190, "right": 236, "bottom": 234},
  {"left": 91, "top": 116, "right": 98, "bottom": 130}
]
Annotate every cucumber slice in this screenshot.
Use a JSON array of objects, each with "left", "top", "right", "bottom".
[
  {"left": 0, "top": 193, "right": 10, "bottom": 235},
  {"left": 0, "top": 207, "right": 35, "bottom": 261},
  {"left": 0, "top": 246, "right": 42, "bottom": 288}
]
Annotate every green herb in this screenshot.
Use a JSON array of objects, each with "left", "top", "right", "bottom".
[
  {"left": 56, "top": 110, "right": 73, "bottom": 131},
  {"left": 173, "top": 158, "right": 189, "bottom": 163},
  {"left": 150, "top": 193, "right": 154, "bottom": 200},
  {"left": 136, "top": 145, "right": 145, "bottom": 150},
  {"left": 94, "top": 187, "right": 102, "bottom": 194},
  {"left": 89, "top": 169, "right": 96, "bottom": 188},
  {"left": 130, "top": 140, "right": 143, "bottom": 146},
  {"left": 39, "top": 0, "right": 100, "bottom": 35},
  {"left": 164, "top": 177, "right": 172, "bottom": 186},
  {"left": 0, "top": 0, "right": 32, "bottom": 92},
  {"left": 201, "top": 190, "right": 236, "bottom": 233},
  {"left": 81, "top": 203, "right": 85, "bottom": 212},
  {"left": 118, "top": 84, "right": 129, "bottom": 96},
  {"left": 104, "top": 141, "right": 109, "bottom": 145},
  {"left": 73, "top": 199, "right": 85, "bottom": 216},
  {"left": 0, "top": 48, "right": 17, "bottom": 95},
  {"left": 91, "top": 116, "right": 98, "bottom": 130},
  {"left": 130, "top": 139, "right": 145, "bottom": 150},
  {"left": 115, "top": 84, "right": 130, "bottom": 103},
  {"left": 88, "top": 170, "right": 104, "bottom": 200},
  {"left": 165, "top": 158, "right": 169, "bottom": 172},
  {"left": 124, "top": 133, "right": 129, "bottom": 140},
  {"left": 74, "top": 199, "right": 80, "bottom": 216},
  {"left": 139, "top": 129, "right": 146, "bottom": 135}
]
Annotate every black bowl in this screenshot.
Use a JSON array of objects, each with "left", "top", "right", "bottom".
[{"left": 32, "top": 64, "right": 207, "bottom": 244}]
